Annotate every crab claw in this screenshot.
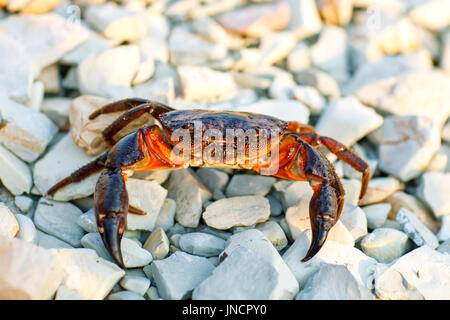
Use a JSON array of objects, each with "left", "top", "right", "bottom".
[
  {"left": 94, "top": 169, "right": 128, "bottom": 269},
  {"left": 301, "top": 180, "right": 338, "bottom": 262}
]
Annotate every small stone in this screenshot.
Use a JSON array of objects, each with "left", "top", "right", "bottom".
[
  {"left": 146, "top": 286, "right": 160, "bottom": 300},
  {"left": 369, "top": 115, "right": 441, "bottom": 182},
  {"left": 375, "top": 246, "right": 450, "bottom": 300},
  {"left": 287, "top": 42, "right": 311, "bottom": 73},
  {"left": 108, "top": 290, "right": 145, "bottom": 300},
  {"left": 0, "top": 145, "right": 32, "bottom": 196},
  {"left": 40, "top": 98, "right": 71, "bottom": 131},
  {"left": 286, "top": 195, "right": 354, "bottom": 246},
  {"left": 255, "top": 220, "right": 288, "bottom": 251},
  {"left": 316, "top": 0, "right": 353, "bottom": 25},
  {"left": 33, "top": 198, "right": 84, "bottom": 247},
  {"left": 267, "top": 194, "right": 283, "bottom": 217},
  {"left": 273, "top": 180, "right": 313, "bottom": 209},
  {"left": 310, "top": 25, "right": 350, "bottom": 83},
  {"left": 77, "top": 208, "right": 97, "bottom": 234},
  {"left": 416, "top": 172, "right": 450, "bottom": 217},
  {"left": 177, "top": 65, "right": 237, "bottom": 102},
  {"left": 80, "top": 233, "right": 113, "bottom": 262},
  {"left": 295, "top": 67, "right": 341, "bottom": 99},
  {"left": 258, "top": 31, "right": 297, "bottom": 66},
  {"left": 217, "top": 2, "right": 290, "bottom": 37},
  {"left": 362, "top": 203, "right": 391, "bottom": 229},
  {"left": 0, "top": 203, "right": 19, "bottom": 238},
  {"left": 196, "top": 168, "right": 229, "bottom": 192},
  {"left": 150, "top": 251, "right": 215, "bottom": 300},
  {"left": 296, "top": 264, "right": 374, "bottom": 300},
  {"left": 360, "top": 228, "right": 413, "bottom": 263},
  {"left": 283, "top": 230, "right": 377, "bottom": 290},
  {"left": 25, "top": 80, "right": 44, "bottom": 111},
  {"left": 78, "top": 45, "right": 140, "bottom": 100},
  {"left": 121, "top": 237, "right": 152, "bottom": 268},
  {"left": 437, "top": 215, "right": 450, "bottom": 242},
  {"left": 143, "top": 228, "right": 170, "bottom": 260},
  {"left": 14, "top": 196, "right": 33, "bottom": 214},
  {"left": 225, "top": 174, "right": 276, "bottom": 197},
  {"left": 14, "top": 214, "right": 37, "bottom": 244},
  {"left": 284, "top": 0, "right": 322, "bottom": 39},
  {"left": 437, "top": 239, "right": 450, "bottom": 254},
  {"left": 34, "top": 134, "right": 100, "bottom": 201},
  {"left": 154, "top": 198, "right": 176, "bottom": 232},
  {"left": 396, "top": 208, "right": 439, "bottom": 249},
  {"left": 341, "top": 179, "right": 363, "bottom": 206},
  {"left": 55, "top": 285, "right": 85, "bottom": 300},
  {"left": 178, "top": 232, "right": 226, "bottom": 257},
  {"left": 165, "top": 169, "right": 212, "bottom": 228},
  {"left": 409, "top": 0, "right": 450, "bottom": 31},
  {"left": 131, "top": 169, "right": 172, "bottom": 185},
  {"left": 292, "top": 85, "right": 326, "bottom": 115},
  {"left": 268, "top": 72, "right": 296, "bottom": 100},
  {"left": 235, "top": 99, "right": 310, "bottom": 124},
  {"left": 359, "top": 177, "right": 404, "bottom": 206},
  {"left": 0, "top": 235, "right": 63, "bottom": 299},
  {"left": 120, "top": 275, "right": 151, "bottom": 296},
  {"left": 0, "top": 95, "right": 58, "bottom": 163},
  {"left": 125, "top": 179, "right": 168, "bottom": 232},
  {"left": 339, "top": 204, "right": 368, "bottom": 241},
  {"left": 315, "top": 96, "right": 383, "bottom": 147},
  {"left": 36, "top": 230, "right": 73, "bottom": 249},
  {"left": 85, "top": 2, "right": 146, "bottom": 42},
  {"left": 203, "top": 196, "right": 270, "bottom": 230}
]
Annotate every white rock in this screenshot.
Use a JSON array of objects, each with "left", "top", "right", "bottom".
[
  {"left": 14, "top": 195, "right": 33, "bottom": 213},
  {"left": 235, "top": 99, "right": 310, "bottom": 123},
  {"left": 341, "top": 178, "right": 363, "bottom": 206},
  {"left": 197, "top": 229, "right": 299, "bottom": 300},
  {"left": 315, "top": 96, "right": 383, "bottom": 147},
  {"left": 441, "top": 30, "right": 450, "bottom": 72},
  {"left": 55, "top": 285, "right": 86, "bottom": 300},
  {"left": 437, "top": 239, "right": 450, "bottom": 254},
  {"left": 85, "top": 2, "right": 146, "bottom": 41},
  {"left": 258, "top": 31, "right": 297, "bottom": 66},
  {"left": 375, "top": 246, "right": 450, "bottom": 300},
  {"left": 40, "top": 98, "right": 72, "bottom": 131},
  {"left": 255, "top": 220, "right": 288, "bottom": 251},
  {"left": 269, "top": 72, "right": 296, "bottom": 99},
  {"left": 292, "top": 85, "right": 326, "bottom": 115},
  {"left": 273, "top": 180, "right": 312, "bottom": 209},
  {"left": 120, "top": 275, "right": 150, "bottom": 296},
  {"left": 283, "top": 230, "right": 377, "bottom": 290},
  {"left": 396, "top": 208, "right": 439, "bottom": 249},
  {"left": 36, "top": 230, "right": 73, "bottom": 249},
  {"left": 196, "top": 168, "right": 229, "bottom": 192},
  {"left": 77, "top": 208, "right": 97, "bottom": 234},
  {"left": 267, "top": 194, "right": 283, "bottom": 217},
  {"left": 54, "top": 248, "right": 125, "bottom": 300},
  {"left": 437, "top": 215, "right": 450, "bottom": 242},
  {"left": 143, "top": 228, "right": 170, "bottom": 260},
  {"left": 225, "top": 174, "right": 276, "bottom": 197},
  {"left": 0, "top": 13, "right": 88, "bottom": 102},
  {"left": 33, "top": 198, "right": 85, "bottom": 247},
  {"left": 310, "top": 25, "right": 349, "bottom": 83},
  {"left": 0, "top": 235, "right": 64, "bottom": 299},
  {"left": 203, "top": 196, "right": 270, "bottom": 230},
  {"left": 359, "top": 177, "right": 404, "bottom": 206},
  {"left": 0, "top": 203, "right": 19, "bottom": 238},
  {"left": 409, "top": 0, "right": 450, "bottom": 31},
  {"left": 25, "top": 81, "right": 44, "bottom": 111},
  {"left": 284, "top": 0, "right": 322, "bottom": 39},
  {"left": 166, "top": 169, "right": 212, "bottom": 228},
  {"left": 339, "top": 204, "right": 368, "bottom": 241},
  {"left": 108, "top": 290, "right": 145, "bottom": 300},
  {"left": 80, "top": 233, "right": 113, "bottom": 262},
  {"left": 360, "top": 228, "right": 412, "bottom": 263},
  {"left": 34, "top": 134, "right": 100, "bottom": 201},
  {"left": 125, "top": 179, "right": 167, "bottom": 231},
  {"left": 296, "top": 264, "right": 374, "bottom": 300},
  {"left": 178, "top": 65, "right": 237, "bottom": 102},
  {"left": 150, "top": 251, "right": 215, "bottom": 300},
  {"left": 295, "top": 67, "right": 341, "bottom": 99},
  {"left": 178, "top": 232, "right": 226, "bottom": 257},
  {"left": 14, "top": 214, "right": 37, "bottom": 244},
  {"left": 287, "top": 42, "right": 311, "bottom": 72},
  {"left": 0, "top": 95, "right": 58, "bottom": 163},
  {"left": 416, "top": 172, "right": 450, "bottom": 217},
  {"left": 78, "top": 45, "right": 140, "bottom": 99},
  {"left": 133, "top": 77, "right": 175, "bottom": 104},
  {"left": 0, "top": 145, "right": 32, "bottom": 197},
  {"left": 121, "top": 237, "right": 153, "bottom": 268},
  {"left": 154, "top": 198, "right": 176, "bottom": 232},
  {"left": 362, "top": 203, "right": 391, "bottom": 229},
  {"left": 285, "top": 195, "right": 354, "bottom": 246},
  {"left": 146, "top": 286, "right": 160, "bottom": 300}
]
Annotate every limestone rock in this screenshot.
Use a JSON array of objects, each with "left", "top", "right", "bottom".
[{"left": 360, "top": 228, "right": 413, "bottom": 263}]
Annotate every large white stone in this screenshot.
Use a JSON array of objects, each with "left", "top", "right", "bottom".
[
  {"left": 53, "top": 248, "right": 125, "bottom": 300},
  {"left": 178, "top": 232, "right": 226, "bottom": 257},
  {"left": 142, "top": 228, "right": 170, "bottom": 260},
  {"left": 409, "top": 0, "right": 450, "bottom": 31},
  {"left": 0, "top": 235, "right": 63, "bottom": 299},
  {"left": 283, "top": 230, "right": 377, "bottom": 290},
  {"left": 315, "top": 96, "right": 383, "bottom": 147},
  {"left": 375, "top": 246, "right": 450, "bottom": 300},
  {"left": 203, "top": 196, "right": 270, "bottom": 230},
  {"left": 225, "top": 174, "right": 276, "bottom": 197},
  {"left": 0, "top": 95, "right": 58, "bottom": 163},
  {"left": 396, "top": 208, "right": 439, "bottom": 249},
  {"left": 150, "top": 251, "right": 215, "bottom": 300},
  {"left": 0, "top": 203, "right": 19, "bottom": 238},
  {"left": 154, "top": 198, "right": 176, "bottom": 232},
  {"left": 362, "top": 203, "right": 391, "bottom": 229},
  {"left": 416, "top": 172, "right": 450, "bottom": 217},
  {"left": 34, "top": 134, "right": 100, "bottom": 201},
  {"left": 255, "top": 220, "right": 288, "bottom": 251},
  {"left": 77, "top": 45, "right": 140, "bottom": 99},
  {"left": 121, "top": 237, "right": 153, "bottom": 268},
  {"left": 0, "top": 145, "right": 32, "bottom": 196},
  {"left": 360, "top": 228, "right": 412, "bottom": 263},
  {"left": 119, "top": 275, "right": 150, "bottom": 296}
]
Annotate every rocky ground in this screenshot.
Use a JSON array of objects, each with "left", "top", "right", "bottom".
[{"left": 0, "top": 0, "right": 449, "bottom": 300}]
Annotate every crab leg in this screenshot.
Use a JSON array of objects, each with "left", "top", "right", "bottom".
[
  {"left": 258, "top": 133, "right": 345, "bottom": 262},
  {"left": 88, "top": 98, "right": 151, "bottom": 120}
]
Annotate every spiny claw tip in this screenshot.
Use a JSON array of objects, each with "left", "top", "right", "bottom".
[{"left": 300, "top": 228, "right": 329, "bottom": 263}]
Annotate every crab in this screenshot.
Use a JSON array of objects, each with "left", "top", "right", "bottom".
[{"left": 46, "top": 98, "right": 370, "bottom": 269}]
